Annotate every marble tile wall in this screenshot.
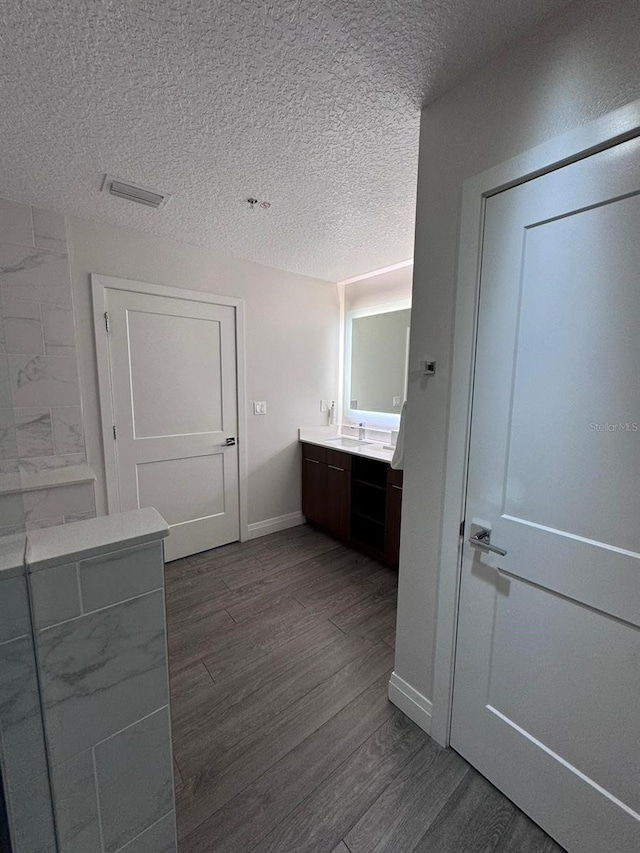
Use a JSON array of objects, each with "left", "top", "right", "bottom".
[
  {"left": 0, "top": 540, "right": 57, "bottom": 853},
  {"left": 28, "top": 538, "right": 177, "bottom": 853},
  {"left": 0, "top": 196, "right": 95, "bottom": 534}
]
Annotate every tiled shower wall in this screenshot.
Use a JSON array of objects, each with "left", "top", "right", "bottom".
[{"left": 0, "top": 196, "right": 96, "bottom": 534}]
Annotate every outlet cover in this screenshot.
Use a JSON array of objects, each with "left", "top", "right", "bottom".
[{"left": 253, "top": 401, "right": 267, "bottom": 415}]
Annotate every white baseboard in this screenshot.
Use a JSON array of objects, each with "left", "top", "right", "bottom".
[
  {"left": 388, "top": 671, "right": 433, "bottom": 735},
  {"left": 247, "top": 511, "right": 305, "bottom": 540}
]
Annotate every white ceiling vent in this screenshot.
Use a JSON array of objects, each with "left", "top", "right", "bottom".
[{"left": 102, "top": 175, "right": 171, "bottom": 209}]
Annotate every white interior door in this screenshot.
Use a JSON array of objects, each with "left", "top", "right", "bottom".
[
  {"left": 452, "top": 137, "right": 640, "bottom": 853},
  {"left": 104, "top": 285, "right": 240, "bottom": 561}
]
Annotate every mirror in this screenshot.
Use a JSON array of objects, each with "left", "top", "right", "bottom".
[{"left": 346, "top": 305, "right": 411, "bottom": 417}]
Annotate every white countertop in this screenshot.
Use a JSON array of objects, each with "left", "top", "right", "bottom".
[
  {"left": 25, "top": 507, "right": 170, "bottom": 572},
  {"left": 299, "top": 427, "right": 395, "bottom": 463}
]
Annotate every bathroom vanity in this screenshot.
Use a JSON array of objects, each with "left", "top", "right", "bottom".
[{"left": 300, "top": 432, "right": 403, "bottom": 567}]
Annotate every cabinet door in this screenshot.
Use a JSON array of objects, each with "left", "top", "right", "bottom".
[
  {"left": 384, "top": 483, "right": 403, "bottom": 567},
  {"left": 302, "top": 457, "right": 326, "bottom": 527},
  {"left": 324, "top": 463, "right": 350, "bottom": 540}
]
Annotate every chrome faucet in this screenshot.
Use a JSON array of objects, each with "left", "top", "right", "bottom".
[{"left": 358, "top": 422, "right": 366, "bottom": 441}]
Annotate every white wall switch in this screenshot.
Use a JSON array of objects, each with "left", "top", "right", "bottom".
[
  {"left": 253, "top": 401, "right": 267, "bottom": 415},
  {"left": 393, "top": 396, "right": 401, "bottom": 407},
  {"left": 320, "top": 400, "right": 328, "bottom": 412}
]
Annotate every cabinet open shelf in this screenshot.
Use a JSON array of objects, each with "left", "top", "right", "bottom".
[
  {"left": 351, "top": 515, "right": 385, "bottom": 554},
  {"left": 352, "top": 510, "right": 385, "bottom": 527},
  {"left": 352, "top": 456, "right": 387, "bottom": 487},
  {"left": 352, "top": 480, "right": 385, "bottom": 523},
  {"left": 353, "top": 478, "right": 386, "bottom": 491}
]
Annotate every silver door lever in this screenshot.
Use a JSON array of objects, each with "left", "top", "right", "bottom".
[{"left": 469, "top": 525, "right": 507, "bottom": 557}]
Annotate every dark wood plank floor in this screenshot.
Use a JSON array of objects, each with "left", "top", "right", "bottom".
[{"left": 165, "top": 524, "right": 564, "bottom": 853}]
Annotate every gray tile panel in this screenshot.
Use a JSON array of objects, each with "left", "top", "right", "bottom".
[
  {"left": 49, "top": 749, "right": 102, "bottom": 853},
  {"left": 114, "top": 812, "right": 177, "bottom": 853},
  {"left": 37, "top": 589, "right": 169, "bottom": 765},
  {"left": 0, "top": 573, "right": 30, "bottom": 642},
  {"left": 94, "top": 707, "right": 174, "bottom": 853},
  {"left": 29, "top": 562, "right": 81, "bottom": 629},
  {"left": 79, "top": 542, "right": 163, "bottom": 612}
]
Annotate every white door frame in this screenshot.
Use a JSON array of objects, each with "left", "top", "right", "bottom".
[
  {"left": 91, "top": 274, "right": 250, "bottom": 543},
  {"left": 430, "top": 97, "right": 640, "bottom": 747}
]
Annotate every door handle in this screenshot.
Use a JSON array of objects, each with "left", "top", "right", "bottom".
[
  {"left": 223, "top": 437, "right": 236, "bottom": 447},
  {"left": 469, "top": 525, "right": 507, "bottom": 557}
]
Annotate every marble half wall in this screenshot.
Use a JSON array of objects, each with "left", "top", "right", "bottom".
[
  {"left": 0, "top": 533, "right": 57, "bottom": 853},
  {"left": 0, "top": 196, "right": 95, "bottom": 534},
  {"left": 26, "top": 509, "right": 177, "bottom": 853}
]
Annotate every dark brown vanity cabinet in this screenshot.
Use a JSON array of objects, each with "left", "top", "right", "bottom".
[
  {"left": 301, "top": 443, "right": 351, "bottom": 540},
  {"left": 301, "top": 442, "right": 403, "bottom": 566}
]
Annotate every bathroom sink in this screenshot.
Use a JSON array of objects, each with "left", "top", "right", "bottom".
[{"left": 324, "top": 436, "right": 373, "bottom": 448}]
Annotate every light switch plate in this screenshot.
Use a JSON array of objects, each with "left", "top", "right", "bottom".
[
  {"left": 320, "top": 400, "right": 328, "bottom": 412},
  {"left": 253, "top": 401, "right": 267, "bottom": 415}
]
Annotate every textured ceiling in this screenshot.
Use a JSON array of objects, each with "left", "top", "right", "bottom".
[{"left": 0, "top": 0, "right": 571, "bottom": 281}]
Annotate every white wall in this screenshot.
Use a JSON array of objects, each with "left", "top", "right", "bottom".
[
  {"left": 66, "top": 217, "right": 340, "bottom": 528},
  {"left": 344, "top": 265, "right": 413, "bottom": 313},
  {"left": 395, "top": 0, "right": 640, "bottom": 706}
]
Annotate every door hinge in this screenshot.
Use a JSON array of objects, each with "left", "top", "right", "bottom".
[
  {"left": 112, "top": 425, "right": 117, "bottom": 440},
  {"left": 459, "top": 519, "right": 465, "bottom": 537},
  {"left": 104, "top": 311, "right": 110, "bottom": 332}
]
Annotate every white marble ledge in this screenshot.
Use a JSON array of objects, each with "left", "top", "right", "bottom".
[
  {"left": 26, "top": 508, "right": 170, "bottom": 573},
  {"left": 0, "top": 463, "right": 96, "bottom": 495},
  {"left": 0, "top": 532, "right": 27, "bottom": 578},
  {"left": 298, "top": 427, "right": 395, "bottom": 463}
]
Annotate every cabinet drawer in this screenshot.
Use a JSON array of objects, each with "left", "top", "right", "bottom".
[
  {"left": 387, "top": 467, "right": 404, "bottom": 488},
  {"left": 325, "top": 447, "right": 352, "bottom": 471},
  {"left": 301, "top": 442, "right": 327, "bottom": 464}
]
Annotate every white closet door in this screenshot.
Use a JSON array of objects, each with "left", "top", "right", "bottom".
[
  {"left": 105, "top": 284, "right": 239, "bottom": 561},
  {"left": 452, "top": 136, "right": 640, "bottom": 853}
]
